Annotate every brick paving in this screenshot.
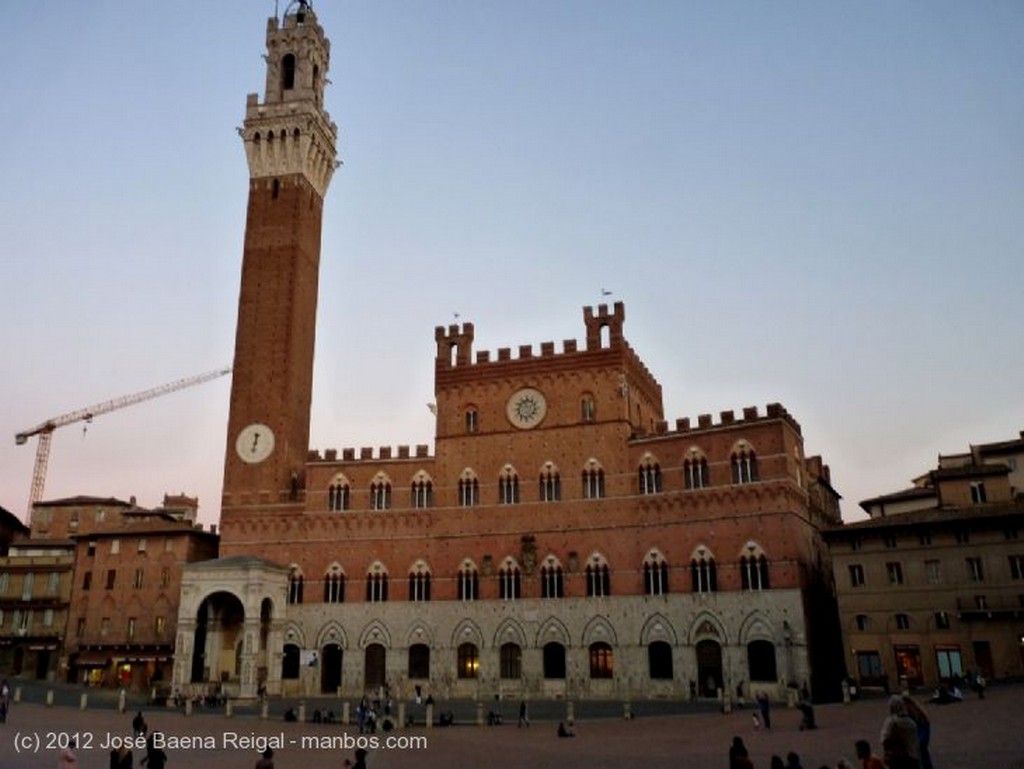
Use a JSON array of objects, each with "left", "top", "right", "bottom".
[{"left": 2, "top": 685, "right": 1022, "bottom": 769}]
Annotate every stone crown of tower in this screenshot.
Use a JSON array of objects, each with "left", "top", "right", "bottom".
[{"left": 240, "top": 2, "right": 339, "bottom": 197}]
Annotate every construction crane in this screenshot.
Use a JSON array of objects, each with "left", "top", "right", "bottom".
[{"left": 15, "top": 366, "right": 231, "bottom": 509}]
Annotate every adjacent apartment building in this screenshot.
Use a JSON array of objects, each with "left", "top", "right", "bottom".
[
  {"left": 0, "top": 495, "right": 217, "bottom": 689},
  {"left": 824, "top": 431, "right": 1024, "bottom": 689}
]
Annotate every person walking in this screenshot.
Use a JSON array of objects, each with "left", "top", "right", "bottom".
[
  {"left": 901, "top": 695, "right": 932, "bottom": 769},
  {"left": 141, "top": 733, "right": 167, "bottom": 769},
  {"left": 254, "top": 748, "right": 274, "bottom": 769},
  {"left": 518, "top": 700, "right": 529, "bottom": 727},
  {"left": 756, "top": 691, "right": 772, "bottom": 730},
  {"left": 880, "top": 696, "right": 921, "bottom": 769}
]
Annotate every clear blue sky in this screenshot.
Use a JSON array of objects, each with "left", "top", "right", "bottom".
[{"left": 2, "top": 1, "right": 1022, "bottom": 524}]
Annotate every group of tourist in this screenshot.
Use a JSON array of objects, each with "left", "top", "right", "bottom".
[{"left": 729, "top": 693, "right": 935, "bottom": 769}]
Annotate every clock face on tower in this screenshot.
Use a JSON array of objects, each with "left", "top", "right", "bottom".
[
  {"left": 235, "top": 422, "right": 276, "bottom": 464},
  {"left": 506, "top": 388, "right": 547, "bottom": 429}
]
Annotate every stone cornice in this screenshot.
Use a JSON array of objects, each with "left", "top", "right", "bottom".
[{"left": 242, "top": 96, "right": 338, "bottom": 199}]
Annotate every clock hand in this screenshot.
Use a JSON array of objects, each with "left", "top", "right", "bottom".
[{"left": 251, "top": 433, "right": 261, "bottom": 452}]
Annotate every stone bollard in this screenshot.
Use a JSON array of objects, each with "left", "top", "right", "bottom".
[
  {"left": 225, "top": 699, "right": 233, "bottom": 718},
  {"left": 425, "top": 702, "right": 434, "bottom": 729},
  {"left": 118, "top": 689, "right": 127, "bottom": 714},
  {"left": 567, "top": 701, "right": 575, "bottom": 723},
  {"left": 722, "top": 693, "right": 732, "bottom": 714},
  {"left": 185, "top": 698, "right": 193, "bottom": 717},
  {"left": 80, "top": 693, "right": 88, "bottom": 711},
  {"left": 842, "top": 680, "right": 851, "bottom": 705},
  {"left": 261, "top": 700, "right": 269, "bottom": 720},
  {"left": 342, "top": 701, "right": 350, "bottom": 725},
  {"left": 476, "top": 701, "right": 484, "bottom": 726},
  {"left": 298, "top": 701, "right": 306, "bottom": 723},
  {"left": 46, "top": 690, "right": 54, "bottom": 707},
  {"left": 623, "top": 701, "right": 633, "bottom": 720},
  {"left": 14, "top": 687, "right": 22, "bottom": 703},
  {"left": 397, "top": 702, "right": 406, "bottom": 731}
]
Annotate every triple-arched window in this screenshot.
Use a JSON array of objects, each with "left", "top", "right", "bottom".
[
  {"left": 582, "top": 460, "right": 605, "bottom": 499},
  {"left": 643, "top": 550, "right": 669, "bottom": 596},
  {"left": 458, "top": 559, "right": 479, "bottom": 601},
  {"left": 639, "top": 456, "right": 662, "bottom": 495},
  {"left": 739, "top": 542, "right": 770, "bottom": 590},
  {"left": 731, "top": 443, "right": 759, "bottom": 484},
  {"left": 328, "top": 475, "right": 350, "bottom": 511},
  {"left": 370, "top": 473, "right": 392, "bottom": 510},
  {"left": 585, "top": 555, "right": 611, "bottom": 597},
  {"left": 366, "top": 562, "right": 389, "bottom": 602},
  {"left": 499, "top": 467, "right": 520, "bottom": 505},
  {"left": 458, "top": 470, "right": 480, "bottom": 507},
  {"left": 323, "top": 564, "right": 345, "bottom": 603},
  {"left": 684, "top": 450, "right": 709, "bottom": 490},
  {"left": 411, "top": 472, "right": 433, "bottom": 509},
  {"left": 540, "top": 557, "right": 564, "bottom": 599},
  {"left": 408, "top": 560, "right": 431, "bottom": 602},
  {"left": 539, "top": 463, "right": 561, "bottom": 502},
  {"left": 498, "top": 557, "right": 521, "bottom": 601},
  {"left": 691, "top": 547, "right": 717, "bottom": 593}
]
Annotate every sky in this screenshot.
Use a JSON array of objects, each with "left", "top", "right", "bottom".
[{"left": 1, "top": 1, "right": 1022, "bottom": 526}]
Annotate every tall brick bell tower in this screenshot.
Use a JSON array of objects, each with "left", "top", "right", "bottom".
[{"left": 221, "top": 2, "right": 337, "bottom": 529}]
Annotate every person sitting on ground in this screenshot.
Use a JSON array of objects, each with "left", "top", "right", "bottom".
[
  {"left": 854, "top": 742, "right": 885, "bottom": 769},
  {"left": 729, "top": 736, "right": 754, "bottom": 769},
  {"left": 283, "top": 707, "right": 297, "bottom": 722},
  {"left": 557, "top": 721, "right": 576, "bottom": 738}
]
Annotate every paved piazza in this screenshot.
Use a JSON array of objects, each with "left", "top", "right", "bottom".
[{"left": 2, "top": 686, "right": 1022, "bottom": 768}]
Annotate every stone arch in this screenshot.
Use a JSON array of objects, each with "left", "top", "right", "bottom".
[
  {"left": 535, "top": 616, "right": 571, "bottom": 647},
  {"left": 358, "top": 619, "right": 392, "bottom": 649},
  {"left": 281, "top": 621, "right": 307, "bottom": 649},
  {"left": 315, "top": 620, "right": 349, "bottom": 650},
  {"left": 739, "top": 540, "right": 768, "bottom": 559},
  {"left": 493, "top": 617, "right": 528, "bottom": 649},
  {"left": 450, "top": 618, "right": 484, "bottom": 649},
  {"left": 190, "top": 590, "right": 247, "bottom": 685},
  {"left": 688, "top": 612, "right": 728, "bottom": 646},
  {"left": 640, "top": 612, "right": 678, "bottom": 646},
  {"left": 405, "top": 622, "right": 435, "bottom": 647},
  {"left": 581, "top": 615, "right": 618, "bottom": 647},
  {"left": 738, "top": 612, "right": 776, "bottom": 644}
]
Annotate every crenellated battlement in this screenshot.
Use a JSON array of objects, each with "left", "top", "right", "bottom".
[
  {"left": 649, "top": 402, "right": 802, "bottom": 438},
  {"left": 435, "top": 302, "right": 631, "bottom": 370},
  {"left": 308, "top": 444, "right": 432, "bottom": 463}
]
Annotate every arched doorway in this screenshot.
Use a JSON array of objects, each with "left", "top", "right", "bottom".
[
  {"left": 191, "top": 591, "right": 245, "bottom": 686},
  {"left": 364, "top": 643, "right": 386, "bottom": 692},
  {"left": 281, "top": 643, "right": 300, "bottom": 681},
  {"left": 696, "top": 639, "right": 723, "bottom": 696},
  {"left": 543, "top": 642, "right": 566, "bottom": 679},
  {"left": 321, "top": 644, "right": 343, "bottom": 694}
]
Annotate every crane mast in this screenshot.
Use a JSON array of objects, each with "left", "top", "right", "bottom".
[{"left": 15, "top": 366, "right": 231, "bottom": 509}]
